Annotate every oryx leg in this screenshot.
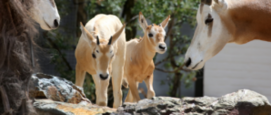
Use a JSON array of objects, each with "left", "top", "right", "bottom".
[
  {"left": 125, "top": 89, "right": 133, "bottom": 102},
  {"left": 144, "top": 74, "right": 155, "bottom": 99},
  {"left": 111, "top": 56, "right": 125, "bottom": 108},
  {"left": 125, "top": 82, "right": 138, "bottom": 102},
  {"left": 127, "top": 77, "right": 140, "bottom": 102},
  {"left": 75, "top": 64, "right": 86, "bottom": 87}
]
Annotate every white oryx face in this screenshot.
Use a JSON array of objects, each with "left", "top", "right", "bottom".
[
  {"left": 91, "top": 41, "right": 115, "bottom": 80},
  {"left": 184, "top": 0, "right": 229, "bottom": 70},
  {"left": 139, "top": 12, "right": 170, "bottom": 54},
  {"left": 80, "top": 23, "right": 125, "bottom": 80},
  {"left": 30, "top": 0, "right": 60, "bottom": 30}
]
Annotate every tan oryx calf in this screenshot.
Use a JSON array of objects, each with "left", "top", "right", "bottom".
[
  {"left": 124, "top": 12, "right": 170, "bottom": 102},
  {"left": 75, "top": 14, "right": 126, "bottom": 108}
]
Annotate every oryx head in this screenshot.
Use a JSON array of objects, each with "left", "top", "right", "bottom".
[
  {"left": 30, "top": 0, "right": 60, "bottom": 30},
  {"left": 138, "top": 12, "right": 170, "bottom": 54},
  {"left": 184, "top": 0, "right": 230, "bottom": 70},
  {"left": 80, "top": 22, "right": 125, "bottom": 80}
]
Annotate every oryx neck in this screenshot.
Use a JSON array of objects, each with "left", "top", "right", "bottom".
[{"left": 137, "top": 35, "right": 156, "bottom": 61}]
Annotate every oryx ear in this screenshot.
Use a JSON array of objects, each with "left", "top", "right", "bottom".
[
  {"left": 108, "top": 24, "right": 126, "bottom": 45},
  {"left": 80, "top": 22, "right": 95, "bottom": 43},
  {"left": 160, "top": 15, "right": 171, "bottom": 29},
  {"left": 138, "top": 12, "right": 148, "bottom": 31},
  {"left": 213, "top": 0, "right": 227, "bottom": 11}
]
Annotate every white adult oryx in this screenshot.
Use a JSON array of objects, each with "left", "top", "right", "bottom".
[
  {"left": 75, "top": 14, "right": 126, "bottom": 108},
  {"left": 185, "top": 0, "right": 271, "bottom": 70},
  {"left": 31, "top": 0, "right": 61, "bottom": 30}
]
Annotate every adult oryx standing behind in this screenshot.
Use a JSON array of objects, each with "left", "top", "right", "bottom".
[
  {"left": 75, "top": 14, "right": 126, "bottom": 108},
  {"left": 184, "top": 0, "right": 271, "bottom": 70},
  {"left": 124, "top": 12, "right": 170, "bottom": 102}
]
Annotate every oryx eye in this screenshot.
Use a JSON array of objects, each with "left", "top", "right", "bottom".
[
  {"left": 92, "top": 53, "right": 96, "bottom": 58},
  {"left": 96, "top": 50, "right": 99, "bottom": 53},
  {"left": 148, "top": 33, "right": 153, "bottom": 38}
]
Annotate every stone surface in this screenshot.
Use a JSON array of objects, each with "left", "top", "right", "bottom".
[
  {"left": 29, "top": 74, "right": 271, "bottom": 115},
  {"left": 114, "top": 89, "right": 271, "bottom": 115},
  {"left": 29, "top": 73, "right": 91, "bottom": 104},
  {"left": 34, "top": 99, "right": 115, "bottom": 115}
]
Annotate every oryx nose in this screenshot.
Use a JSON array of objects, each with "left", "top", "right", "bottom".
[
  {"left": 54, "top": 19, "right": 59, "bottom": 28},
  {"left": 99, "top": 73, "right": 109, "bottom": 80},
  {"left": 159, "top": 44, "right": 166, "bottom": 50},
  {"left": 185, "top": 57, "right": 192, "bottom": 67}
]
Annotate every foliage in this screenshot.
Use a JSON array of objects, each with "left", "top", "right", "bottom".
[
  {"left": 43, "top": 30, "right": 75, "bottom": 81},
  {"left": 85, "top": 0, "right": 124, "bottom": 18},
  {"left": 43, "top": 0, "right": 199, "bottom": 106}
]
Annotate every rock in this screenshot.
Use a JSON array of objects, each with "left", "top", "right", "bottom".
[
  {"left": 34, "top": 99, "right": 116, "bottom": 115},
  {"left": 29, "top": 73, "right": 91, "bottom": 104},
  {"left": 117, "top": 89, "right": 271, "bottom": 115},
  {"left": 29, "top": 74, "right": 271, "bottom": 115}
]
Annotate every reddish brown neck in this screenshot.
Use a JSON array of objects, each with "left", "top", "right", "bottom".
[
  {"left": 137, "top": 34, "right": 156, "bottom": 61},
  {"left": 224, "top": 0, "right": 271, "bottom": 44}
]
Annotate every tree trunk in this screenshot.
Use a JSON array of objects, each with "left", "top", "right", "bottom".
[
  {"left": 73, "top": 0, "right": 87, "bottom": 37},
  {"left": 170, "top": 72, "right": 181, "bottom": 97},
  {"left": 167, "top": 14, "right": 182, "bottom": 97},
  {"left": 121, "top": 0, "right": 137, "bottom": 40}
]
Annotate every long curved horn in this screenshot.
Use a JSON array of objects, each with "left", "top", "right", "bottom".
[
  {"left": 96, "top": 36, "right": 100, "bottom": 45},
  {"left": 80, "top": 22, "right": 95, "bottom": 42},
  {"left": 108, "top": 23, "right": 126, "bottom": 45}
]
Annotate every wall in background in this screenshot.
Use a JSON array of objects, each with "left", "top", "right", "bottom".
[{"left": 205, "top": 40, "right": 271, "bottom": 100}]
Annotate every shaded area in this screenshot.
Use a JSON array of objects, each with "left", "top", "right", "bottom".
[{"left": 29, "top": 73, "right": 91, "bottom": 104}]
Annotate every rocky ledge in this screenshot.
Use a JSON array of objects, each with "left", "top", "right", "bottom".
[
  {"left": 34, "top": 99, "right": 115, "bottom": 115},
  {"left": 116, "top": 89, "right": 271, "bottom": 115},
  {"left": 30, "top": 73, "right": 271, "bottom": 115}
]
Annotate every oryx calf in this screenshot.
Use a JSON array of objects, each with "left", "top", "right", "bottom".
[
  {"left": 75, "top": 14, "right": 126, "bottom": 108},
  {"left": 124, "top": 12, "right": 170, "bottom": 102}
]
